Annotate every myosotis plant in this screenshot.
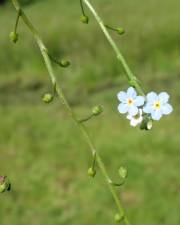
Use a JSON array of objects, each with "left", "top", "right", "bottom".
[
  {"left": 117, "top": 87, "right": 173, "bottom": 128},
  {"left": 2, "top": 0, "right": 173, "bottom": 224}
]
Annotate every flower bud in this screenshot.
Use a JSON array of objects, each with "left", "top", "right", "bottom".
[
  {"left": 118, "top": 166, "right": 128, "bottom": 179},
  {"left": 117, "top": 28, "right": 125, "bottom": 35},
  {"left": 42, "top": 93, "right": 54, "bottom": 103},
  {"left": 9, "top": 31, "right": 19, "bottom": 43},
  {"left": 0, "top": 176, "right": 11, "bottom": 193},
  {"left": 140, "top": 117, "right": 153, "bottom": 130},
  {"left": 87, "top": 167, "right": 96, "bottom": 178},
  {"left": 114, "top": 213, "right": 124, "bottom": 223},
  {"left": 80, "top": 15, "right": 89, "bottom": 24},
  {"left": 60, "top": 59, "right": 71, "bottom": 68},
  {"left": 92, "top": 105, "right": 103, "bottom": 116}
]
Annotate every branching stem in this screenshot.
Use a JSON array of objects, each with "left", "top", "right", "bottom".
[
  {"left": 11, "top": 0, "right": 132, "bottom": 225},
  {"left": 83, "top": 0, "right": 145, "bottom": 96}
]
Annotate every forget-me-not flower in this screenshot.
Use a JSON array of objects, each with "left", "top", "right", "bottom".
[
  {"left": 143, "top": 92, "right": 173, "bottom": 121},
  {"left": 127, "top": 109, "right": 143, "bottom": 127},
  {"left": 117, "top": 87, "right": 145, "bottom": 116}
]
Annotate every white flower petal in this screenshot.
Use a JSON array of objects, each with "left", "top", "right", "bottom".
[
  {"left": 139, "top": 109, "right": 143, "bottom": 116},
  {"left": 134, "top": 96, "right": 145, "bottom": 106},
  {"left": 127, "top": 114, "right": 132, "bottom": 120},
  {"left": 127, "top": 87, "right": 137, "bottom": 99},
  {"left": 151, "top": 110, "right": 162, "bottom": 121},
  {"left": 128, "top": 105, "right": 138, "bottom": 116},
  {"left": 117, "top": 91, "right": 127, "bottom": 103},
  {"left": 118, "top": 103, "right": 128, "bottom": 114},
  {"left": 162, "top": 103, "right": 173, "bottom": 115},
  {"left": 137, "top": 116, "right": 143, "bottom": 124},
  {"left": 159, "top": 92, "right": 170, "bottom": 104},
  {"left": 130, "top": 119, "right": 139, "bottom": 127},
  {"left": 143, "top": 104, "right": 153, "bottom": 114},
  {"left": 146, "top": 92, "right": 158, "bottom": 103}
]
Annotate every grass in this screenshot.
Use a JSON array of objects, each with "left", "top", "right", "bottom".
[{"left": 0, "top": 0, "right": 180, "bottom": 225}]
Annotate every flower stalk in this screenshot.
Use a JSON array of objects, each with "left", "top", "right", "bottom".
[
  {"left": 82, "top": 0, "right": 145, "bottom": 97},
  {"left": 10, "top": 0, "right": 131, "bottom": 224},
  {"left": 105, "top": 24, "right": 125, "bottom": 35}
]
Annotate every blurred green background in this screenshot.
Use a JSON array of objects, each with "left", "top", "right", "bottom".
[{"left": 0, "top": 0, "right": 180, "bottom": 225}]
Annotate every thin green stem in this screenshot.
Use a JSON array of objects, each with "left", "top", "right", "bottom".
[
  {"left": 11, "top": 0, "right": 131, "bottom": 224},
  {"left": 109, "top": 179, "right": 126, "bottom": 187},
  {"left": 80, "top": 0, "right": 86, "bottom": 16},
  {"left": 83, "top": 0, "right": 145, "bottom": 96},
  {"left": 92, "top": 151, "right": 96, "bottom": 169},
  {"left": 78, "top": 114, "right": 94, "bottom": 123},
  {"left": 14, "top": 8, "right": 21, "bottom": 33},
  {"left": 105, "top": 24, "right": 118, "bottom": 32},
  {"left": 48, "top": 53, "right": 60, "bottom": 65}
]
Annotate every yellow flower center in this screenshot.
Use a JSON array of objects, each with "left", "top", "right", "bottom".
[
  {"left": 154, "top": 101, "right": 161, "bottom": 109},
  {"left": 127, "top": 98, "right": 134, "bottom": 105}
]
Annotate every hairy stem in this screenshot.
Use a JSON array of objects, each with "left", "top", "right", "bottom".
[
  {"left": 83, "top": 0, "right": 145, "bottom": 96},
  {"left": 11, "top": 0, "right": 131, "bottom": 224}
]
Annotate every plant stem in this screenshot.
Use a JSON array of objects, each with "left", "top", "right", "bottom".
[
  {"left": 83, "top": 0, "right": 145, "bottom": 96},
  {"left": 11, "top": 0, "right": 132, "bottom": 224},
  {"left": 80, "top": 0, "right": 86, "bottom": 16},
  {"left": 78, "top": 114, "right": 94, "bottom": 123},
  {"left": 14, "top": 8, "right": 21, "bottom": 33},
  {"left": 105, "top": 24, "right": 118, "bottom": 32}
]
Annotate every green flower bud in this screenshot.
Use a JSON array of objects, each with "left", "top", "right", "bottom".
[
  {"left": 80, "top": 15, "right": 89, "bottom": 24},
  {"left": 60, "top": 59, "right": 71, "bottom": 68},
  {"left": 118, "top": 166, "right": 128, "bottom": 179},
  {"left": 0, "top": 176, "right": 11, "bottom": 193},
  {"left": 117, "top": 28, "right": 125, "bottom": 35},
  {"left": 92, "top": 105, "right": 103, "bottom": 116},
  {"left": 140, "top": 117, "right": 153, "bottom": 130},
  {"left": 9, "top": 31, "right": 19, "bottom": 43},
  {"left": 114, "top": 213, "right": 124, "bottom": 223},
  {"left": 42, "top": 93, "right": 54, "bottom": 103},
  {"left": 87, "top": 167, "right": 96, "bottom": 178}
]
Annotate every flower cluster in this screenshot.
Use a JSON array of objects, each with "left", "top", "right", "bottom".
[{"left": 117, "top": 87, "right": 173, "bottom": 129}]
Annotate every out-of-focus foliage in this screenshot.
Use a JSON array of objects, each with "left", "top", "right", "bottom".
[{"left": 0, "top": 0, "right": 40, "bottom": 6}]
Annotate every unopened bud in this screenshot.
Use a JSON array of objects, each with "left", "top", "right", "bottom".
[
  {"left": 118, "top": 166, "right": 128, "bottom": 179},
  {"left": 140, "top": 117, "right": 153, "bottom": 130},
  {"left": 92, "top": 105, "right": 103, "bottom": 116},
  {"left": 42, "top": 93, "right": 54, "bottom": 103},
  {"left": 117, "top": 28, "right": 125, "bottom": 35},
  {"left": 60, "top": 59, "right": 70, "bottom": 68},
  {"left": 88, "top": 167, "right": 96, "bottom": 178},
  {"left": 80, "top": 15, "right": 89, "bottom": 24},
  {"left": 114, "top": 213, "right": 124, "bottom": 223},
  {"left": 9, "top": 31, "right": 19, "bottom": 43},
  {"left": 0, "top": 176, "right": 11, "bottom": 193}
]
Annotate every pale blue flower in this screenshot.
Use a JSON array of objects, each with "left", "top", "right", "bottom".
[
  {"left": 117, "top": 87, "right": 145, "bottom": 116},
  {"left": 143, "top": 92, "right": 173, "bottom": 121}
]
